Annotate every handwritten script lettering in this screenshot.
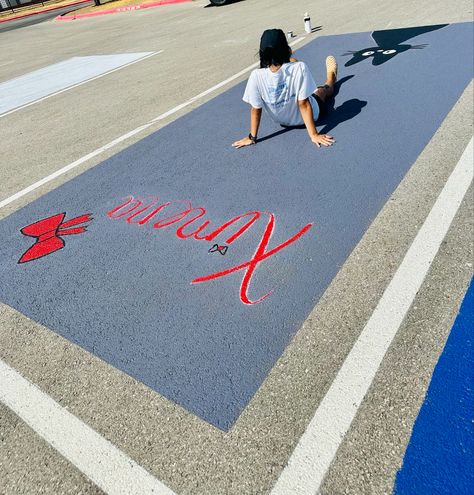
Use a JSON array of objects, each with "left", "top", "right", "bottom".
[{"left": 107, "top": 195, "right": 313, "bottom": 305}]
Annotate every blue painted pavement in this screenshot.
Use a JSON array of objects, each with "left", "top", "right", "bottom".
[
  {"left": 0, "top": 23, "right": 472, "bottom": 430},
  {"left": 395, "top": 278, "right": 474, "bottom": 495}
]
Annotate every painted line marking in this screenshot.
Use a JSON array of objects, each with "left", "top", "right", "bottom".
[
  {"left": 0, "top": 359, "right": 177, "bottom": 495},
  {"left": 0, "top": 37, "right": 304, "bottom": 210},
  {"left": 270, "top": 137, "right": 473, "bottom": 495},
  {"left": 0, "top": 52, "right": 160, "bottom": 119}
]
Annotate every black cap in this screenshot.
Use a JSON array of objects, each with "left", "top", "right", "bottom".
[{"left": 260, "top": 29, "right": 287, "bottom": 51}]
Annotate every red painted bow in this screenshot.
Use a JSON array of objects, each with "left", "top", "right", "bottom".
[{"left": 18, "top": 212, "right": 92, "bottom": 264}]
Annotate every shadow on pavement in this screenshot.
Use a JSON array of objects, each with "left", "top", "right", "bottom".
[
  {"left": 204, "top": 0, "right": 245, "bottom": 8},
  {"left": 343, "top": 24, "right": 449, "bottom": 66}
]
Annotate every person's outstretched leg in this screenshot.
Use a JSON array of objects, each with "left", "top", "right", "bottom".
[{"left": 315, "top": 55, "right": 337, "bottom": 103}]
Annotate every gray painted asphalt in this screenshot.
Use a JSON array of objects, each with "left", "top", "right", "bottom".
[{"left": 0, "top": 0, "right": 473, "bottom": 493}]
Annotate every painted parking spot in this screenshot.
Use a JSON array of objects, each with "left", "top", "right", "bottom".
[
  {"left": 0, "top": 52, "right": 157, "bottom": 117},
  {"left": 395, "top": 278, "right": 474, "bottom": 495},
  {"left": 0, "top": 23, "right": 472, "bottom": 431}
]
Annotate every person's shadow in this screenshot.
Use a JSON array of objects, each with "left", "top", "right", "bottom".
[
  {"left": 317, "top": 76, "right": 367, "bottom": 134},
  {"left": 258, "top": 75, "right": 367, "bottom": 143},
  {"left": 317, "top": 98, "right": 367, "bottom": 134}
]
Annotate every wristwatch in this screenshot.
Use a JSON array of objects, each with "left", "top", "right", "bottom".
[{"left": 248, "top": 133, "right": 257, "bottom": 144}]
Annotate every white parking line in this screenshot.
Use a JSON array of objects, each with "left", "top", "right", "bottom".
[
  {"left": 270, "top": 137, "right": 473, "bottom": 495},
  {"left": 0, "top": 359, "right": 177, "bottom": 495},
  {"left": 0, "top": 37, "right": 304, "bottom": 211}
]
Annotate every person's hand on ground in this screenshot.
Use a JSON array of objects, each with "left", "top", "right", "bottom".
[
  {"left": 311, "top": 133, "right": 335, "bottom": 147},
  {"left": 232, "top": 137, "right": 255, "bottom": 149}
]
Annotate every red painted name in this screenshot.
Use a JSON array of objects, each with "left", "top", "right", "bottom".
[{"left": 107, "top": 195, "right": 313, "bottom": 305}]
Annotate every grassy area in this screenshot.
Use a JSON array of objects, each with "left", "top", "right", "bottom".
[{"left": 0, "top": 0, "right": 83, "bottom": 20}]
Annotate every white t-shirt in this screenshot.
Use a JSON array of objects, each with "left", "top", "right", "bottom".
[{"left": 243, "top": 61, "right": 319, "bottom": 126}]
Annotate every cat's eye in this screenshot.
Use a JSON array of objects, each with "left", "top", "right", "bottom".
[
  {"left": 362, "top": 51, "right": 375, "bottom": 56},
  {"left": 383, "top": 49, "right": 397, "bottom": 54}
]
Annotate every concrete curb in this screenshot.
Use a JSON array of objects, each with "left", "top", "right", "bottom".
[
  {"left": 55, "top": 0, "right": 191, "bottom": 21},
  {"left": 0, "top": 0, "right": 90, "bottom": 23}
]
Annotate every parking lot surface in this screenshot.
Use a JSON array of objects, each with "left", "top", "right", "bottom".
[{"left": 0, "top": 1, "right": 472, "bottom": 494}]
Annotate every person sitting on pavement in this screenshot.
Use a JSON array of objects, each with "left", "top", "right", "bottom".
[{"left": 232, "top": 28, "right": 337, "bottom": 149}]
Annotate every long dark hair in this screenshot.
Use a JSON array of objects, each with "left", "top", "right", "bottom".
[{"left": 259, "top": 29, "right": 292, "bottom": 68}]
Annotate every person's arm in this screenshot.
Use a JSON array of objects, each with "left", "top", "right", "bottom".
[
  {"left": 232, "top": 106, "right": 262, "bottom": 148},
  {"left": 298, "top": 98, "right": 334, "bottom": 147}
]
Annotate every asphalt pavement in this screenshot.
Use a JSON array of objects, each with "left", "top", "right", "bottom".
[{"left": 0, "top": 1, "right": 472, "bottom": 494}]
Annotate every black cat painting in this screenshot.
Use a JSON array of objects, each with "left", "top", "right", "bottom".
[{"left": 343, "top": 24, "right": 448, "bottom": 66}]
